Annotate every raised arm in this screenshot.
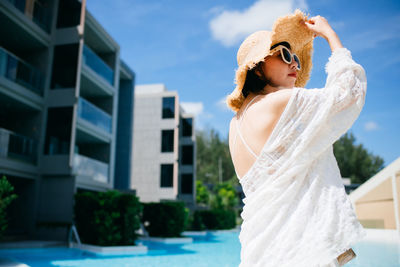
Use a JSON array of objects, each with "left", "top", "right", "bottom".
[
  {"left": 304, "top": 15, "right": 344, "bottom": 53},
  {"left": 302, "top": 15, "right": 367, "bottom": 113}
]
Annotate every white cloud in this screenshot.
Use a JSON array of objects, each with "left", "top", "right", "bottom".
[
  {"left": 216, "top": 96, "right": 231, "bottom": 112},
  {"left": 364, "top": 121, "right": 379, "bottom": 131},
  {"left": 181, "top": 102, "right": 215, "bottom": 130},
  {"left": 180, "top": 102, "right": 204, "bottom": 116},
  {"left": 209, "top": 0, "right": 309, "bottom": 47}
]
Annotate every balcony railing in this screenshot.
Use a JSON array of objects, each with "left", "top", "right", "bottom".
[
  {"left": 6, "top": 0, "right": 52, "bottom": 33},
  {"left": 0, "top": 47, "right": 45, "bottom": 96},
  {"left": 73, "top": 153, "right": 109, "bottom": 184},
  {"left": 82, "top": 44, "right": 114, "bottom": 86},
  {"left": 0, "top": 128, "right": 37, "bottom": 164},
  {"left": 77, "top": 97, "right": 112, "bottom": 133}
]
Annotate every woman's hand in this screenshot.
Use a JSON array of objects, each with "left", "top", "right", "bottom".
[
  {"left": 303, "top": 15, "right": 344, "bottom": 52},
  {"left": 303, "top": 15, "right": 335, "bottom": 40}
]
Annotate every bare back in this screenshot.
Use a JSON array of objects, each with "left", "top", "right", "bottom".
[{"left": 228, "top": 89, "right": 293, "bottom": 179}]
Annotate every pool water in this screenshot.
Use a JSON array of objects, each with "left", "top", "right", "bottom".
[
  {"left": 0, "top": 231, "right": 399, "bottom": 267},
  {"left": 347, "top": 239, "right": 400, "bottom": 267}
]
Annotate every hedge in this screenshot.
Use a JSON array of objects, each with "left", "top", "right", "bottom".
[
  {"left": 74, "top": 190, "right": 142, "bottom": 246},
  {"left": 142, "top": 201, "right": 188, "bottom": 237},
  {"left": 0, "top": 176, "right": 18, "bottom": 240},
  {"left": 189, "top": 209, "right": 236, "bottom": 230}
]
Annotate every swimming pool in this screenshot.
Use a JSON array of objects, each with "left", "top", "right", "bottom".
[{"left": 0, "top": 231, "right": 399, "bottom": 267}]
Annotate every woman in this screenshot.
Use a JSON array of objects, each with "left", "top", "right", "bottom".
[{"left": 227, "top": 10, "right": 367, "bottom": 267}]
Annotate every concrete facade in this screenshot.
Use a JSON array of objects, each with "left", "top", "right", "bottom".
[
  {"left": 0, "top": 0, "right": 135, "bottom": 240},
  {"left": 132, "top": 84, "right": 196, "bottom": 207}
]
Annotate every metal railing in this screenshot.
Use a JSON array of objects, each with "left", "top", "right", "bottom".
[
  {"left": 73, "top": 153, "right": 109, "bottom": 183},
  {"left": 0, "top": 128, "right": 37, "bottom": 164},
  {"left": 77, "top": 97, "right": 112, "bottom": 133},
  {"left": 0, "top": 47, "right": 45, "bottom": 96},
  {"left": 68, "top": 224, "right": 82, "bottom": 247},
  {"left": 82, "top": 44, "right": 114, "bottom": 85}
]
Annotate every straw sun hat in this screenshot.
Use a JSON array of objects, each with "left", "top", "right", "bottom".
[{"left": 226, "top": 9, "right": 316, "bottom": 112}]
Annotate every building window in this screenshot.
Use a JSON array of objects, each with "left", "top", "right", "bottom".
[
  {"left": 162, "top": 97, "right": 175, "bottom": 119},
  {"left": 181, "top": 118, "right": 193, "bottom": 137},
  {"left": 57, "top": 0, "right": 82, "bottom": 28},
  {"left": 181, "top": 145, "right": 193, "bottom": 165},
  {"left": 160, "top": 164, "right": 173, "bottom": 187},
  {"left": 51, "top": 44, "right": 79, "bottom": 89},
  {"left": 181, "top": 174, "right": 193, "bottom": 194},
  {"left": 44, "top": 107, "right": 72, "bottom": 155},
  {"left": 161, "top": 130, "right": 174, "bottom": 152}
]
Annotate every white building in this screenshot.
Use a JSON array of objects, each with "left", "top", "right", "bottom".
[{"left": 132, "top": 84, "right": 196, "bottom": 207}]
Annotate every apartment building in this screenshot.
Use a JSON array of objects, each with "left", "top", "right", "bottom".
[
  {"left": 0, "top": 0, "right": 135, "bottom": 240},
  {"left": 132, "top": 84, "right": 196, "bottom": 208}
]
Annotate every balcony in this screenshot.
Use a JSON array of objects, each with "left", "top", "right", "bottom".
[
  {"left": 0, "top": 128, "right": 37, "bottom": 164},
  {"left": 77, "top": 97, "right": 112, "bottom": 134},
  {"left": 73, "top": 153, "right": 109, "bottom": 184},
  {"left": 82, "top": 44, "right": 114, "bottom": 86},
  {"left": 6, "top": 0, "right": 52, "bottom": 33},
  {"left": 0, "top": 47, "right": 45, "bottom": 96}
]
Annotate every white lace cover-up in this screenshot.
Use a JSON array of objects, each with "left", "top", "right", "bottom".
[{"left": 235, "top": 47, "right": 368, "bottom": 267}]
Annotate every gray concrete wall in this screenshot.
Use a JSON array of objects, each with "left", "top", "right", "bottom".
[
  {"left": 114, "top": 69, "right": 135, "bottom": 190},
  {"left": 36, "top": 175, "right": 75, "bottom": 240}
]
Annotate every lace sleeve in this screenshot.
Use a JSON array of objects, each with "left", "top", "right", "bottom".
[
  {"left": 259, "top": 47, "right": 367, "bottom": 170},
  {"left": 322, "top": 47, "right": 367, "bottom": 113},
  {"left": 275, "top": 48, "right": 367, "bottom": 165}
]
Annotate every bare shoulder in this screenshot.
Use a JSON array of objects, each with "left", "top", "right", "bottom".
[
  {"left": 228, "top": 116, "right": 236, "bottom": 143},
  {"left": 230, "top": 88, "right": 294, "bottom": 132},
  {"left": 258, "top": 89, "right": 293, "bottom": 114}
]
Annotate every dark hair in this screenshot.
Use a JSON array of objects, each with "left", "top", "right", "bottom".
[
  {"left": 242, "top": 63, "right": 267, "bottom": 98},
  {"left": 270, "top": 41, "right": 291, "bottom": 50},
  {"left": 241, "top": 41, "right": 292, "bottom": 98}
]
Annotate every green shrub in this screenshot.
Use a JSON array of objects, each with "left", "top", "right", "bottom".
[
  {"left": 74, "top": 190, "right": 142, "bottom": 246},
  {"left": 198, "top": 210, "right": 218, "bottom": 229},
  {"left": 119, "top": 194, "right": 142, "bottom": 244},
  {"left": 189, "top": 210, "right": 206, "bottom": 231},
  {"left": 0, "top": 176, "right": 18, "bottom": 240},
  {"left": 210, "top": 182, "right": 239, "bottom": 210},
  {"left": 191, "top": 209, "right": 236, "bottom": 230},
  {"left": 196, "top": 180, "right": 210, "bottom": 205},
  {"left": 212, "top": 209, "right": 236, "bottom": 229},
  {"left": 142, "top": 201, "right": 188, "bottom": 237}
]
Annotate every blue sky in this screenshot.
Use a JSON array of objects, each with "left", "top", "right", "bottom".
[{"left": 87, "top": 0, "right": 400, "bottom": 167}]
